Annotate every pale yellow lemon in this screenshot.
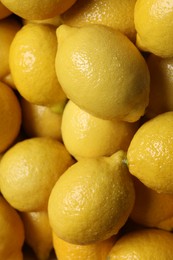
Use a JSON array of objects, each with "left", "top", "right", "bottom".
[
  {"left": 0, "top": 16, "right": 21, "bottom": 79},
  {"left": 0, "top": 195, "right": 25, "bottom": 260},
  {"left": 0, "top": 137, "right": 74, "bottom": 212},
  {"left": 48, "top": 150, "right": 135, "bottom": 245},
  {"left": 0, "top": 81, "right": 21, "bottom": 153},
  {"left": 127, "top": 111, "right": 173, "bottom": 194},
  {"left": 130, "top": 177, "right": 173, "bottom": 231},
  {"left": 1, "top": 0, "right": 77, "bottom": 20},
  {"left": 134, "top": 0, "right": 173, "bottom": 57},
  {"left": 61, "top": 100, "right": 139, "bottom": 160},
  {"left": 21, "top": 211, "right": 53, "bottom": 260},
  {"left": 107, "top": 228, "right": 173, "bottom": 259},
  {"left": 55, "top": 24, "right": 150, "bottom": 122},
  {"left": 145, "top": 54, "right": 173, "bottom": 119},
  {"left": 0, "top": 1, "right": 11, "bottom": 19},
  {"left": 53, "top": 232, "right": 116, "bottom": 260},
  {"left": 61, "top": 0, "right": 137, "bottom": 42},
  {"left": 9, "top": 23, "right": 66, "bottom": 107},
  {"left": 21, "top": 97, "right": 63, "bottom": 141}
]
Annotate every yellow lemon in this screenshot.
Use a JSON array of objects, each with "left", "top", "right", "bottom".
[
  {"left": 55, "top": 24, "right": 150, "bottom": 122},
  {"left": 0, "top": 81, "right": 21, "bottom": 153},
  {"left": 9, "top": 23, "right": 67, "bottom": 107},
  {"left": 53, "top": 232, "right": 116, "bottom": 260},
  {"left": 21, "top": 211, "right": 53, "bottom": 260},
  {"left": 127, "top": 111, "right": 173, "bottom": 194},
  {"left": 48, "top": 150, "right": 135, "bottom": 245},
  {"left": 61, "top": 100, "right": 139, "bottom": 160},
  {"left": 0, "top": 137, "right": 74, "bottom": 212},
  {"left": 0, "top": 195, "right": 25, "bottom": 260},
  {"left": 1, "top": 0, "right": 77, "bottom": 20},
  {"left": 61, "top": 0, "right": 137, "bottom": 42},
  {"left": 0, "top": 1, "right": 11, "bottom": 19},
  {"left": 21, "top": 97, "right": 63, "bottom": 141},
  {"left": 134, "top": 0, "right": 173, "bottom": 58},
  {"left": 130, "top": 177, "right": 173, "bottom": 230},
  {"left": 0, "top": 16, "right": 21, "bottom": 80},
  {"left": 107, "top": 228, "right": 173, "bottom": 259},
  {"left": 145, "top": 54, "right": 173, "bottom": 119}
]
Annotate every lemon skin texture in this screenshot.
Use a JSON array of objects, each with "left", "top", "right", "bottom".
[
  {"left": 48, "top": 151, "right": 135, "bottom": 245},
  {"left": 0, "top": 137, "right": 74, "bottom": 212},
  {"left": 9, "top": 23, "right": 66, "bottom": 107},
  {"left": 61, "top": 100, "right": 139, "bottom": 160},
  {"left": 61, "top": 0, "right": 137, "bottom": 42},
  {"left": 127, "top": 111, "right": 173, "bottom": 194},
  {"left": 55, "top": 24, "right": 150, "bottom": 122},
  {"left": 107, "top": 228, "right": 173, "bottom": 259},
  {"left": 134, "top": 0, "right": 173, "bottom": 58},
  {"left": 1, "top": 0, "right": 77, "bottom": 20},
  {"left": 53, "top": 232, "right": 116, "bottom": 260}
]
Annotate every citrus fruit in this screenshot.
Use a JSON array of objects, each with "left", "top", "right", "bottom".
[
  {"left": 107, "top": 228, "right": 173, "bottom": 259},
  {"left": 55, "top": 24, "right": 150, "bottom": 122},
  {"left": 127, "top": 111, "right": 173, "bottom": 194},
  {"left": 0, "top": 81, "right": 21, "bottom": 153},
  {"left": 9, "top": 23, "right": 67, "bottom": 107},
  {"left": 145, "top": 54, "right": 173, "bottom": 119},
  {"left": 134, "top": 0, "right": 173, "bottom": 57},
  {"left": 1, "top": 0, "right": 77, "bottom": 20},
  {"left": 0, "top": 2, "right": 11, "bottom": 19},
  {"left": 21, "top": 210, "right": 53, "bottom": 260},
  {"left": 61, "top": 100, "right": 139, "bottom": 160},
  {"left": 0, "top": 195, "right": 25, "bottom": 260},
  {"left": 48, "top": 150, "right": 135, "bottom": 245},
  {"left": 130, "top": 177, "right": 173, "bottom": 230},
  {"left": 61, "top": 0, "right": 137, "bottom": 42},
  {"left": 53, "top": 232, "right": 116, "bottom": 260},
  {"left": 0, "top": 137, "right": 74, "bottom": 212},
  {"left": 21, "top": 97, "right": 63, "bottom": 141},
  {"left": 0, "top": 16, "right": 21, "bottom": 80}
]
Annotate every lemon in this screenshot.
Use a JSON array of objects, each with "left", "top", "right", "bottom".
[
  {"left": 48, "top": 150, "right": 135, "bottom": 245},
  {"left": 61, "top": 100, "right": 139, "bottom": 160},
  {"left": 134, "top": 0, "right": 173, "bottom": 58},
  {"left": 145, "top": 54, "right": 173, "bottom": 119},
  {"left": 127, "top": 111, "right": 173, "bottom": 194},
  {"left": 61, "top": 0, "right": 137, "bottom": 42},
  {"left": 0, "top": 81, "right": 21, "bottom": 153},
  {"left": 9, "top": 23, "right": 67, "bottom": 107},
  {"left": 53, "top": 232, "right": 116, "bottom": 260},
  {"left": 107, "top": 228, "right": 173, "bottom": 259},
  {"left": 0, "top": 195, "right": 25, "bottom": 260},
  {"left": 55, "top": 24, "right": 150, "bottom": 122},
  {"left": 130, "top": 177, "right": 173, "bottom": 231},
  {"left": 1, "top": 0, "right": 77, "bottom": 20},
  {"left": 0, "top": 16, "right": 21, "bottom": 80},
  {"left": 21, "top": 97, "right": 63, "bottom": 141},
  {"left": 0, "top": 137, "right": 74, "bottom": 212},
  {"left": 21, "top": 211, "right": 53, "bottom": 260},
  {"left": 0, "top": 2, "right": 11, "bottom": 19}
]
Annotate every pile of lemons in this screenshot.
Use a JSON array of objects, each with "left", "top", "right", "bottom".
[{"left": 0, "top": 0, "right": 173, "bottom": 259}]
